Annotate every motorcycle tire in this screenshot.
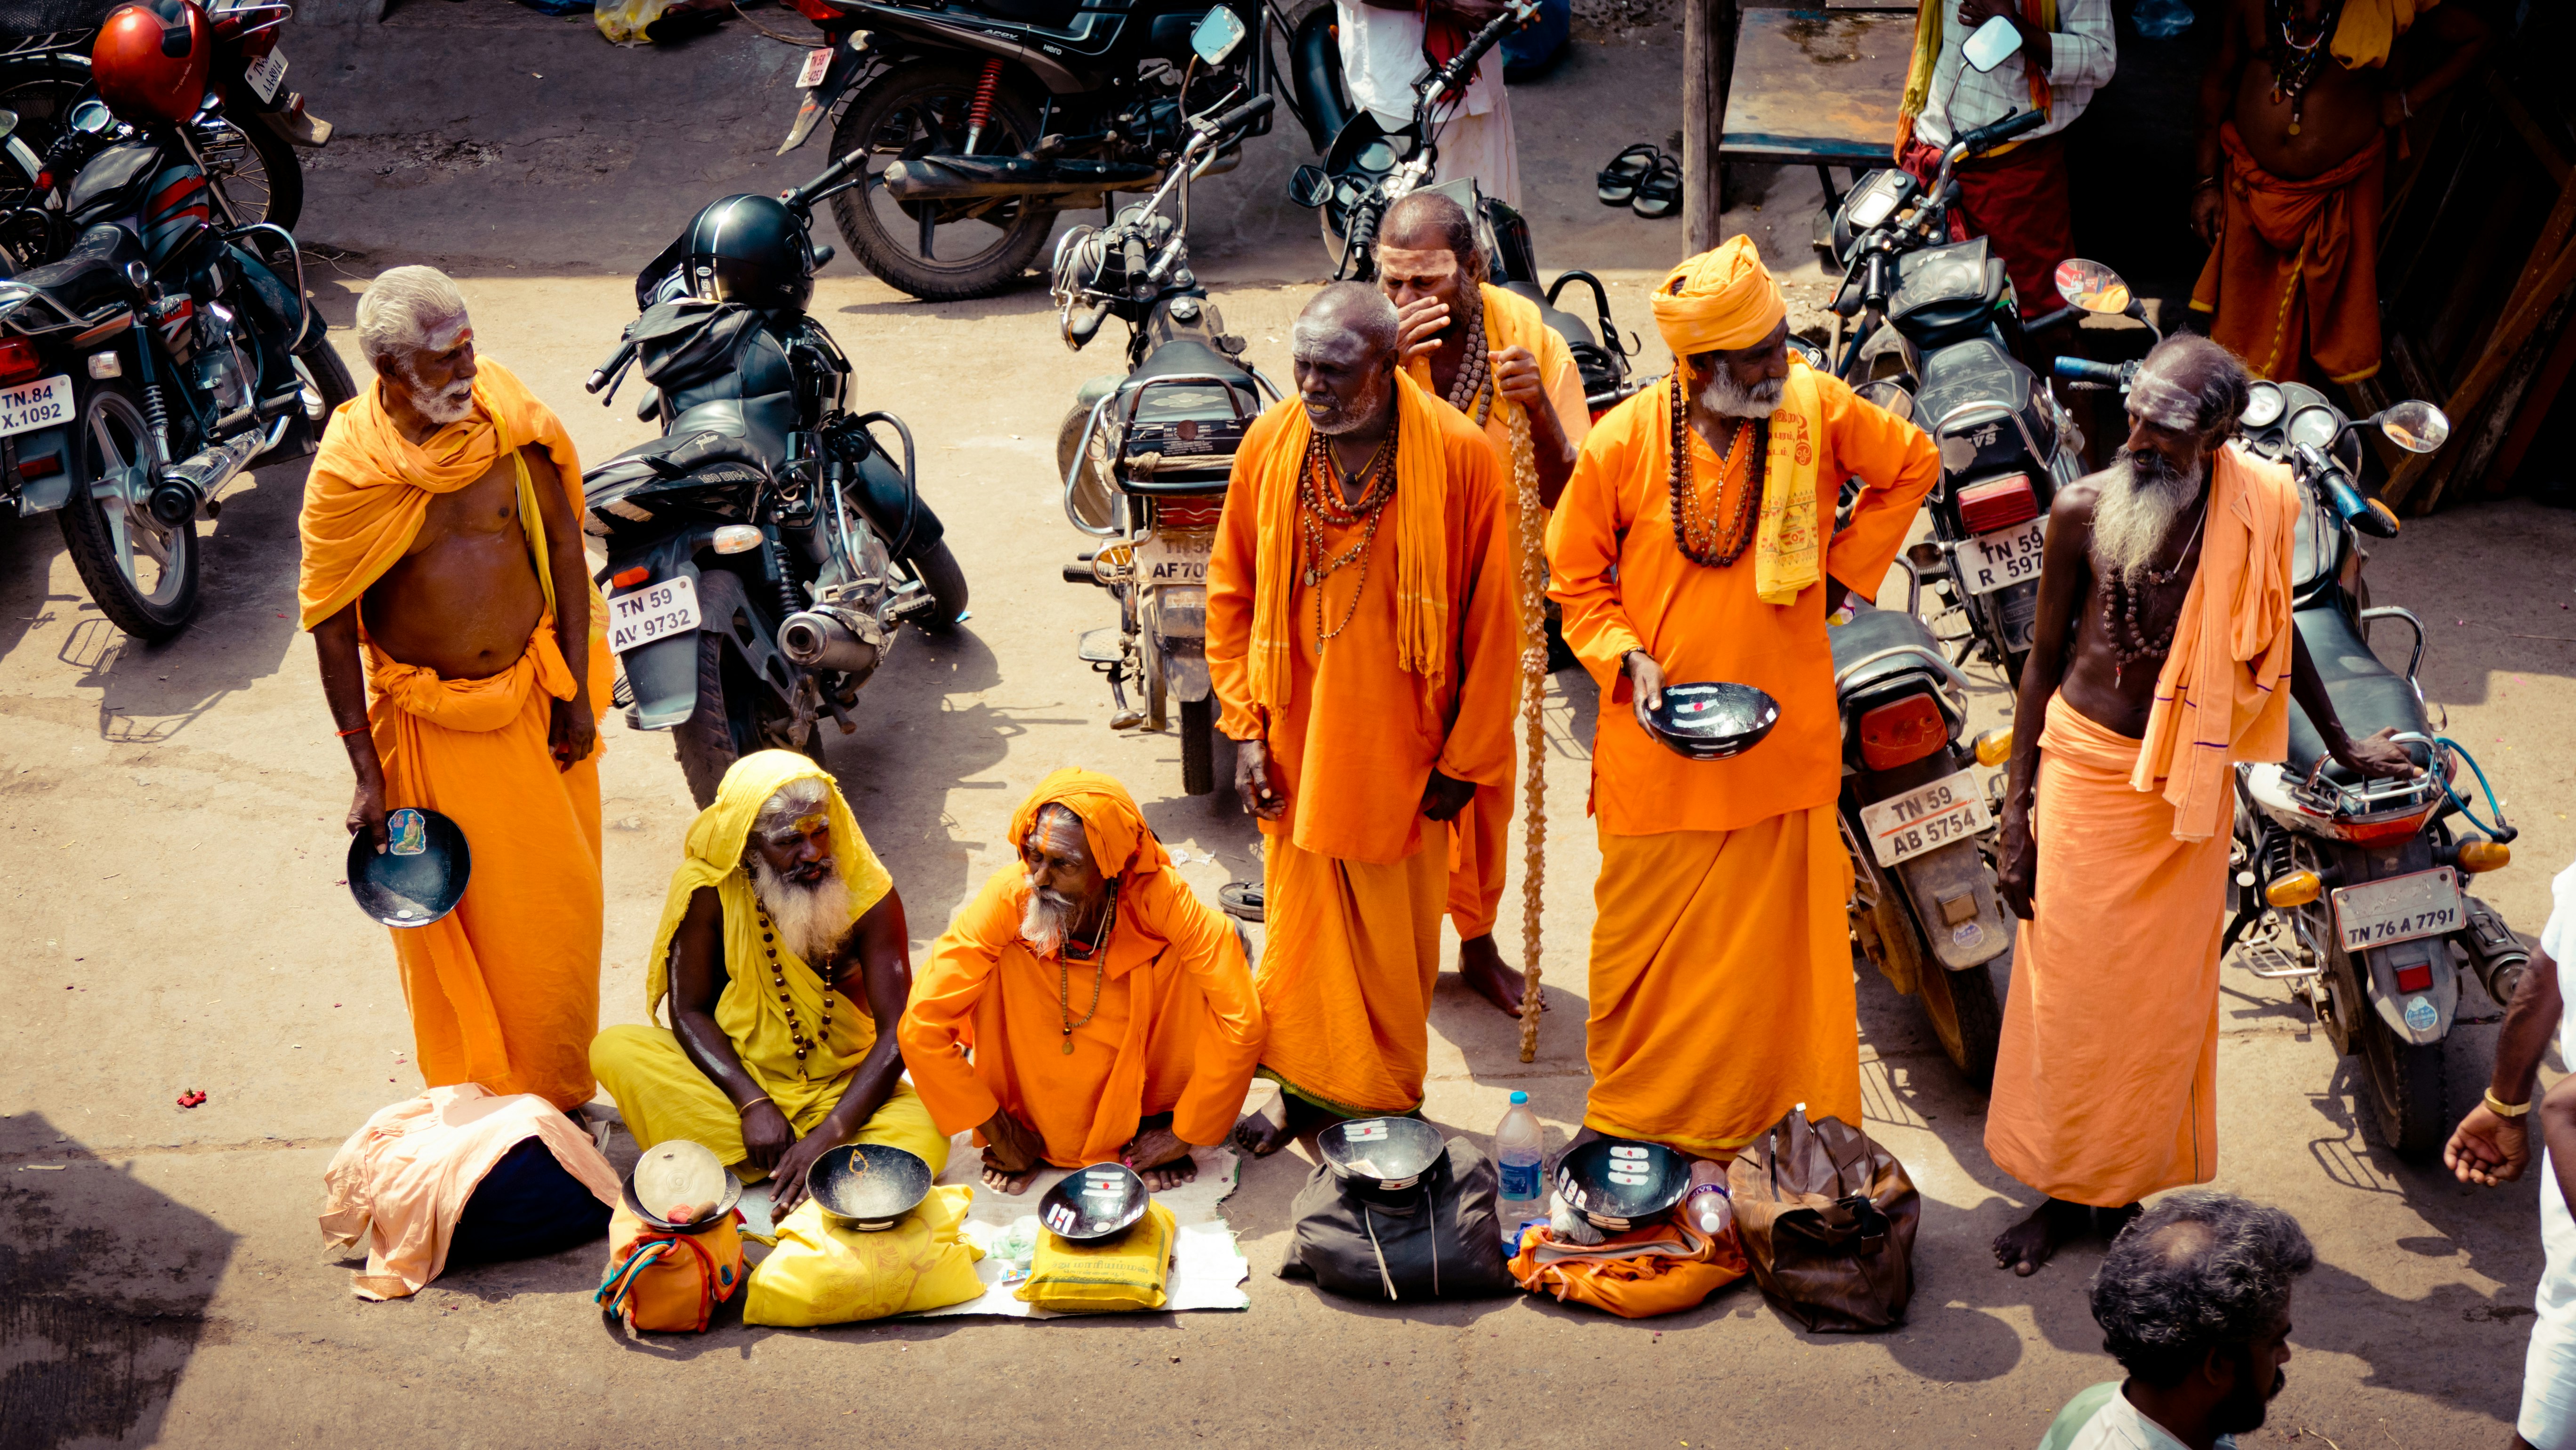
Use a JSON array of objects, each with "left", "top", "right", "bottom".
[
  {"left": 670, "top": 626, "right": 817, "bottom": 809},
  {"left": 266, "top": 332, "right": 356, "bottom": 464},
  {"left": 1180, "top": 695, "right": 1215, "bottom": 798},
  {"left": 203, "top": 114, "right": 302, "bottom": 232},
  {"left": 56, "top": 375, "right": 200, "bottom": 643},
  {"left": 903, "top": 539, "right": 969, "bottom": 633},
  {"left": 1917, "top": 956, "right": 2004, "bottom": 1092},
  {"left": 2357, "top": 999, "right": 2448, "bottom": 1158},
  {"left": 828, "top": 64, "right": 1055, "bottom": 302}
]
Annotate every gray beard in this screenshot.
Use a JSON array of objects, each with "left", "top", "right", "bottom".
[
  {"left": 1304, "top": 378, "right": 1390, "bottom": 437},
  {"left": 2093, "top": 450, "right": 2205, "bottom": 585},
  {"left": 402, "top": 370, "right": 475, "bottom": 426},
  {"left": 1019, "top": 872, "right": 1079, "bottom": 957},
  {"left": 1697, "top": 368, "right": 1783, "bottom": 419},
  {"left": 749, "top": 857, "right": 852, "bottom": 966}
]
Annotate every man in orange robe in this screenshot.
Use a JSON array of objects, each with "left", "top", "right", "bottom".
[
  {"left": 1988, "top": 336, "right": 2413, "bottom": 1273},
  {"left": 1548, "top": 237, "right": 1940, "bottom": 1160},
  {"left": 1376, "top": 190, "right": 1591, "bottom": 1017},
  {"left": 902, "top": 769, "right": 1264, "bottom": 1192},
  {"left": 303, "top": 266, "right": 612, "bottom": 1111},
  {"left": 1208, "top": 283, "right": 1520, "bottom": 1150}
]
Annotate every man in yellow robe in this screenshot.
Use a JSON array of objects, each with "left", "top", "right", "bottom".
[
  {"left": 900, "top": 769, "right": 1264, "bottom": 1192},
  {"left": 1548, "top": 237, "right": 1940, "bottom": 1159},
  {"left": 1207, "top": 284, "right": 1521, "bottom": 1151},
  {"left": 302, "top": 266, "right": 611, "bottom": 1110},
  {"left": 592, "top": 752, "right": 947, "bottom": 1215},
  {"left": 1376, "top": 190, "right": 1591, "bottom": 1016}
]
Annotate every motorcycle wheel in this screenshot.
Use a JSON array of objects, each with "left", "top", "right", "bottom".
[
  {"left": 265, "top": 334, "right": 356, "bottom": 463},
  {"left": 670, "top": 627, "right": 817, "bottom": 809},
  {"left": 1917, "top": 957, "right": 2004, "bottom": 1092},
  {"left": 56, "top": 377, "right": 199, "bottom": 643},
  {"left": 198, "top": 115, "right": 301, "bottom": 231},
  {"left": 1180, "top": 695, "right": 1215, "bottom": 797},
  {"left": 2356, "top": 984, "right": 2448, "bottom": 1157},
  {"left": 827, "top": 64, "right": 1055, "bottom": 302},
  {"left": 902, "top": 540, "right": 969, "bottom": 633}
]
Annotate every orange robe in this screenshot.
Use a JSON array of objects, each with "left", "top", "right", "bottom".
[
  {"left": 1547, "top": 368, "right": 1939, "bottom": 1156},
  {"left": 901, "top": 770, "right": 1266, "bottom": 1165},
  {"left": 1406, "top": 282, "right": 1592, "bottom": 940},
  {"left": 2190, "top": 121, "right": 2386, "bottom": 384},
  {"left": 298, "top": 361, "right": 613, "bottom": 1110},
  {"left": 1207, "top": 373, "right": 1519, "bottom": 1115}
]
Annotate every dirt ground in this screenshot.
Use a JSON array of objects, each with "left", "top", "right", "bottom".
[{"left": 5, "top": 9, "right": 2576, "bottom": 1448}]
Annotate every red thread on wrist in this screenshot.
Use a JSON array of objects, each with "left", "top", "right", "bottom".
[{"left": 336, "top": 724, "right": 369, "bottom": 737}]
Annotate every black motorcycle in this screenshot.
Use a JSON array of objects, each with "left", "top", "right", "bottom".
[
  {"left": 583, "top": 151, "right": 968, "bottom": 807},
  {"left": 0, "top": 93, "right": 348, "bottom": 640},
  {"left": 771, "top": 0, "right": 1272, "bottom": 301}
]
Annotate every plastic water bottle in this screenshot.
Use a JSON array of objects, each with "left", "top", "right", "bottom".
[
  {"left": 2133, "top": 0, "right": 2193, "bottom": 39},
  {"left": 1687, "top": 1160, "right": 1733, "bottom": 1237},
  {"left": 1495, "top": 1091, "right": 1545, "bottom": 1240}
]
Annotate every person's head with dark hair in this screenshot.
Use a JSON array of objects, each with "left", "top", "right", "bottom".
[
  {"left": 2092, "top": 334, "right": 2254, "bottom": 585},
  {"left": 2088, "top": 1191, "right": 2314, "bottom": 1441}
]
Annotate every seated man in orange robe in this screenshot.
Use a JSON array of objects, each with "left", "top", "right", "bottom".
[
  {"left": 303, "top": 265, "right": 612, "bottom": 1111},
  {"left": 1208, "top": 283, "right": 1520, "bottom": 1151},
  {"left": 1988, "top": 336, "right": 2412, "bottom": 1273},
  {"left": 1547, "top": 236, "right": 1939, "bottom": 1161},
  {"left": 1376, "top": 190, "right": 1592, "bottom": 1018},
  {"left": 901, "top": 770, "right": 1264, "bottom": 1192}
]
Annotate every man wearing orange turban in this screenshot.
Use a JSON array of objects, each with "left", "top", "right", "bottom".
[
  {"left": 1548, "top": 237, "right": 1939, "bottom": 1159},
  {"left": 303, "top": 266, "right": 612, "bottom": 1111},
  {"left": 1207, "top": 283, "right": 1521, "bottom": 1152},
  {"left": 901, "top": 769, "right": 1265, "bottom": 1192}
]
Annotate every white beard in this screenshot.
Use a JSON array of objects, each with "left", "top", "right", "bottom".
[
  {"left": 1019, "top": 871, "right": 1079, "bottom": 957},
  {"left": 402, "top": 367, "right": 475, "bottom": 426},
  {"left": 2093, "top": 450, "right": 2205, "bottom": 585},
  {"left": 1697, "top": 367, "right": 1784, "bottom": 419},
  {"left": 749, "top": 857, "right": 852, "bottom": 966}
]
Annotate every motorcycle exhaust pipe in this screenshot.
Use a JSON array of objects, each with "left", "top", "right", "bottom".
[
  {"left": 779, "top": 606, "right": 883, "bottom": 679},
  {"left": 881, "top": 154, "right": 1163, "bottom": 202},
  {"left": 2459, "top": 894, "right": 2531, "bottom": 1007},
  {"left": 145, "top": 417, "right": 285, "bottom": 525}
]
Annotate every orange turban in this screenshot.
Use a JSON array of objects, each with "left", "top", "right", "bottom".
[
  {"left": 1010, "top": 768, "right": 1172, "bottom": 886},
  {"left": 1651, "top": 235, "right": 1787, "bottom": 360}
]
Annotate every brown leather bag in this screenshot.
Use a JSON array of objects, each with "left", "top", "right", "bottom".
[{"left": 1727, "top": 1107, "right": 1919, "bottom": 1332}]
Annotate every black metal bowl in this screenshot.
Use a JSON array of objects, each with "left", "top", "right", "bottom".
[
  {"left": 1038, "top": 1161, "right": 1150, "bottom": 1243},
  {"left": 1644, "top": 681, "right": 1779, "bottom": 761},
  {"left": 1317, "top": 1116, "right": 1446, "bottom": 1200},
  {"left": 346, "top": 806, "right": 471, "bottom": 928},
  {"left": 806, "top": 1143, "right": 932, "bottom": 1232},
  {"left": 1555, "top": 1136, "right": 1691, "bottom": 1231},
  {"left": 621, "top": 1139, "right": 742, "bottom": 1236}
]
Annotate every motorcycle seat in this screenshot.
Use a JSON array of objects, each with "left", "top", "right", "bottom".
[
  {"left": 14, "top": 223, "right": 142, "bottom": 320},
  {"left": 1125, "top": 338, "right": 1253, "bottom": 391},
  {"left": 2286, "top": 604, "right": 2429, "bottom": 778},
  {"left": 1828, "top": 605, "right": 1947, "bottom": 696},
  {"left": 589, "top": 395, "right": 796, "bottom": 488}
]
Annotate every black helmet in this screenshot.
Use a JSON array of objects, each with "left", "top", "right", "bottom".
[{"left": 681, "top": 194, "right": 815, "bottom": 312}]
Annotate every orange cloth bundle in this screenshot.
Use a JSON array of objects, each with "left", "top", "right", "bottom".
[
  {"left": 1508, "top": 1215, "right": 1747, "bottom": 1318},
  {"left": 596, "top": 1205, "right": 745, "bottom": 1333}
]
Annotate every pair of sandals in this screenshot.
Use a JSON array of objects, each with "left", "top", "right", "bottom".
[{"left": 1598, "top": 143, "right": 1682, "bottom": 219}]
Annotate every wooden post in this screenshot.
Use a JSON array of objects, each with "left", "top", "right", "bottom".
[{"left": 1683, "top": 0, "right": 1736, "bottom": 254}]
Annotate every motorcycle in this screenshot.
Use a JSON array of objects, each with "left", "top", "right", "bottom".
[
  {"left": 582, "top": 148, "right": 969, "bottom": 808},
  {"left": 1051, "top": 16, "right": 1274, "bottom": 798},
  {"left": 768, "top": 0, "right": 1273, "bottom": 301},
  {"left": 0, "top": 27, "right": 350, "bottom": 642}
]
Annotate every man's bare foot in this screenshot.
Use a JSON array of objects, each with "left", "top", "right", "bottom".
[
  {"left": 1121, "top": 1124, "right": 1199, "bottom": 1190},
  {"left": 1136, "top": 1154, "right": 1198, "bottom": 1191},
  {"left": 1993, "top": 1197, "right": 2091, "bottom": 1276},
  {"left": 1458, "top": 933, "right": 1525, "bottom": 1017},
  {"left": 979, "top": 1146, "right": 1037, "bottom": 1195},
  {"left": 1232, "top": 1092, "right": 1291, "bottom": 1156}
]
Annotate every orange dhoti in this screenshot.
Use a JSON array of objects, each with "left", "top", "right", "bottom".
[
  {"left": 1582, "top": 810, "right": 1860, "bottom": 1158},
  {"left": 1255, "top": 834, "right": 1449, "bottom": 1115},
  {"left": 2191, "top": 121, "right": 2386, "bottom": 384},
  {"left": 1984, "top": 695, "right": 2229, "bottom": 1206}
]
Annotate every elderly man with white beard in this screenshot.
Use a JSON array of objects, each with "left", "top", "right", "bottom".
[
  {"left": 1985, "top": 334, "right": 2414, "bottom": 1276},
  {"left": 592, "top": 753, "right": 948, "bottom": 1215}
]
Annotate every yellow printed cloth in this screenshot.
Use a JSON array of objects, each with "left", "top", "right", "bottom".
[
  {"left": 743, "top": 1184, "right": 986, "bottom": 1326},
  {"left": 1015, "top": 1200, "right": 1179, "bottom": 1312}
]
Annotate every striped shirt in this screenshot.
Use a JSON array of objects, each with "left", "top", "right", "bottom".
[{"left": 1913, "top": 0, "right": 2118, "bottom": 147}]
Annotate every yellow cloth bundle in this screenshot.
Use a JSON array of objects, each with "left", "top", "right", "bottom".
[
  {"left": 1014, "top": 1200, "right": 1178, "bottom": 1313},
  {"left": 742, "top": 1184, "right": 986, "bottom": 1326}
]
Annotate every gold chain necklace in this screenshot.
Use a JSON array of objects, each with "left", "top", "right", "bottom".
[
  {"left": 1299, "top": 419, "right": 1399, "bottom": 653},
  {"left": 1055, "top": 880, "right": 1116, "bottom": 1054},
  {"left": 756, "top": 906, "right": 832, "bottom": 1079}
]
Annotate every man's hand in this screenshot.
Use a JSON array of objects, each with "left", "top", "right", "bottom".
[
  {"left": 1996, "top": 807, "right": 2037, "bottom": 920},
  {"left": 979, "top": 1107, "right": 1045, "bottom": 1174},
  {"left": 2189, "top": 184, "right": 2224, "bottom": 245},
  {"left": 1236, "top": 737, "right": 1287, "bottom": 820},
  {"left": 347, "top": 766, "right": 389, "bottom": 854},
  {"left": 768, "top": 1128, "right": 841, "bottom": 1216},
  {"left": 549, "top": 693, "right": 595, "bottom": 772},
  {"left": 1624, "top": 650, "right": 1666, "bottom": 734},
  {"left": 739, "top": 1097, "right": 795, "bottom": 1174},
  {"left": 2335, "top": 727, "right": 2418, "bottom": 781},
  {"left": 2444, "top": 1102, "right": 2531, "bottom": 1187},
  {"left": 1954, "top": 0, "right": 2014, "bottom": 25},
  {"left": 1395, "top": 295, "right": 1452, "bottom": 366},
  {"left": 1420, "top": 768, "right": 1475, "bottom": 822},
  {"left": 1491, "top": 346, "right": 1543, "bottom": 411}
]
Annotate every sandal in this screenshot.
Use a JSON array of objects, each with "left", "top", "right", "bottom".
[
  {"left": 1631, "top": 153, "right": 1683, "bottom": 219},
  {"left": 1596, "top": 144, "right": 1661, "bottom": 207}
]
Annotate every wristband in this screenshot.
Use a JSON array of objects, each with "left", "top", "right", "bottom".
[
  {"left": 2485, "top": 1088, "right": 2533, "bottom": 1119},
  {"left": 736, "top": 1095, "right": 774, "bottom": 1118},
  {"left": 336, "top": 724, "right": 370, "bottom": 737}
]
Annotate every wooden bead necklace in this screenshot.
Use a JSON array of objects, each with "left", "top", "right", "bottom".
[
  {"left": 1441, "top": 298, "right": 1494, "bottom": 427},
  {"left": 1298, "top": 417, "right": 1400, "bottom": 653},
  {"left": 1666, "top": 371, "right": 1768, "bottom": 569},
  {"left": 756, "top": 905, "right": 830, "bottom": 1078},
  {"left": 2102, "top": 497, "right": 2208, "bottom": 688}
]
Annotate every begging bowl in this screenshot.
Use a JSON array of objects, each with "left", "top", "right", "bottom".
[
  {"left": 1317, "top": 1116, "right": 1446, "bottom": 1201},
  {"left": 1555, "top": 1136, "right": 1690, "bottom": 1232},
  {"left": 346, "top": 806, "right": 471, "bottom": 927},
  {"left": 1038, "top": 1161, "right": 1150, "bottom": 1243},
  {"left": 623, "top": 1139, "right": 742, "bottom": 1235},
  {"left": 1645, "top": 681, "right": 1779, "bottom": 761},
  {"left": 807, "top": 1143, "right": 933, "bottom": 1232}
]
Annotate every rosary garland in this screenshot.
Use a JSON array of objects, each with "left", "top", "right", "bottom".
[
  {"left": 1298, "top": 421, "right": 1400, "bottom": 654},
  {"left": 1508, "top": 403, "right": 1549, "bottom": 1063},
  {"left": 757, "top": 906, "right": 830, "bottom": 1079},
  {"left": 1444, "top": 300, "right": 1495, "bottom": 429},
  {"left": 2103, "top": 497, "right": 2207, "bottom": 688},
  {"left": 1666, "top": 371, "right": 1767, "bottom": 569}
]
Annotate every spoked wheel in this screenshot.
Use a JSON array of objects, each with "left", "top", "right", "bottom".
[
  {"left": 193, "top": 116, "right": 301, "bottom": 231},
  {"left": 56, "top": 379, "right": 197, "bottom": 643},
  {"left": 827, "top": 64, "right": 1056, "bottom": 301}
]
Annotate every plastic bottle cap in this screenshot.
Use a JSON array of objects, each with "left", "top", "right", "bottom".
[{"left": 1509, "top": 1091, "right": 1528, "bottom": 1104}]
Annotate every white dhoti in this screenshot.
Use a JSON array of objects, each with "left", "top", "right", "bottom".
[
  {"left": 2522, "top": 1152, "right": 2576, "bottom": 1447},
  {"left": 1432, "top": 98, "right": 1521, "bottom": 209}
]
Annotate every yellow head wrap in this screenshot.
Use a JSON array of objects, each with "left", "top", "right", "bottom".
[{"left": 1651, "top": 236, "right": 1788, "bottom": 362}]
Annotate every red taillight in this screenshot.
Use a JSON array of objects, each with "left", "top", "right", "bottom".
[
  {"left": 2394, "top": 963, "right": 2434, "bottom": 993},
  {"left": 16, "top": 450, "right": 60, "bottom": 479},
  {"left": 1859, "top": 693, "right": 1948, "bottom": 770},
  {"left": 0, "top": 337, "right": 43, "bottom": 387},
  {"left": 2316, "top": 802, "right": 2437, "bottom": 847},
  {"left": 1157, "top": 500, "right": 1223, "bottom": 532},
  {"left": 790, "top": 0, "right": 841, "bottom": 20},
  {"left": 609, "top": 565, "right": 650, "bottom": 589},
  {"left": 1958, "top": 474, "right": 2038, "bottom": 535}
]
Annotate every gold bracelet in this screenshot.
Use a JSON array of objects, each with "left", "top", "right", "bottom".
[{"left": 2485, "top": 1088, "right": 2533, "bottom": 1119}]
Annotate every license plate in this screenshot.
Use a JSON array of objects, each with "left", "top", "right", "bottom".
[
  {"left": 607, "top": 574, "right": 701, "bottom": 654},
  {"left": 797, "top": 46, "right": 833, "bottom": 88},
  {"left": 0, "top": 373, "right": 73, "bottom": 437},
  {"left": 2332, "top": 867, "right": 2462, "bottom": 952},
  {"left": 1959, "top": 517, "right": 2046, "bottom": 596},
  {"left": 1858, "top": 767, "right": 1991, "bottom": 868},
  {"left": 244, "top": 47, "right": 288, "bottom": 105},
  {"left": 1132, "top": 531, "right": 1213, "bottom": 586}
]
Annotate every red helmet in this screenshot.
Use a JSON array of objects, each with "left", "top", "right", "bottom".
[{"left": 93, "top": 1, "right": 211, "bottom": 127}]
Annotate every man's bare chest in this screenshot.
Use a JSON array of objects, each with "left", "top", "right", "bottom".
[{"left": 407, "top": 455, "right": 524, "bottom": 556}]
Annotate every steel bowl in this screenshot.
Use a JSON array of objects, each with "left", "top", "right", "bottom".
[
  {"left": 346, "top": 806, "right": 471, "bottom": 927},
  {"left": 1554, "top": 1136, "right": 1691, "bottom": 1231},
  {"left": 1037, "top": 1161, "right": 1150, "bottom": 1243},
  {"left": 1316, "top": 1116, "right": 1447, "bottom": 1201},
  {"left": 806, "top": 1143, "right": 932, "bottom": 1232},
  {"left": 622, "top": 1139, "right": 742, "bottom": 1236},
  {"left": 1644, "top": 681, "right": 1779, "bottom": 761}
]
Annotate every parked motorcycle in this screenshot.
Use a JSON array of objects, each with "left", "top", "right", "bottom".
[
  {"left": 768, "top": 0, "right": 1272, "bottom": 301},
  {"left": 583, "top": 149, "right": 969, "bottom": 808},
  {"left": 0, "top": 0, "right": 350, "bottom": 642},
  {"left": 1052, "top": 20, "right": 1273, "bottom": 798}
]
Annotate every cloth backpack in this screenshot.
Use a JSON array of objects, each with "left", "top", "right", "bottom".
[
  {"left": 595, "top": 1203, "right": 745, "bottom": 1333},
  {"left": 1279, "top": 1137, "right": 1518, "bottom": 1301},
  {"left": 1728, "top": 1107, "right": 1920, "bottom": 1332}
]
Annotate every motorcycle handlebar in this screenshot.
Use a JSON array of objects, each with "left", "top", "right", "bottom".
[
  {"left": 1956, "top": 107, "right": 2046, "bottom": 158},
  {"left": 587, "top": 336, "right": 637, "bottom": 396},
  {"left": 785, "top": 145, "right": 869, "bottom": 213},
  {"left": 1211, "top": 94, "right": 1275, "bottom": 134},
  {"left": 2053, "top": 356, "right": 2125, "bottom": 387},
  {"left": 1420, "top": 1, "right": 1534, "bottom": 109}
]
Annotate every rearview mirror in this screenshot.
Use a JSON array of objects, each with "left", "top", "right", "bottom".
[
  {"left": 1287, "top": 164, "right": 1332, "bottom": 210},
  {"left": 2053, "top": 257, "right": 2133, "bottom": 316},
  {"left": 0, "top": 110, "right": 16, "bottom": 141},
  {"left": 1962, "top": 14, "right": 2023, "bottom": 73},
  {"left": 2374, "top": 401, "right": 2450, "bottom": 454},
  {"left": 1191, "top": 6, "right": 1247, "bottom": 65},
  {"left": 1855, "top": 379, "right": 1915, "bottom": 424}
]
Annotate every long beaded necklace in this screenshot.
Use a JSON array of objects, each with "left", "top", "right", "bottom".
[
  {"left": 1440, "top": 297, "right": 1494, "bottom": 427},
  {"left": 1666, "top": 371, "right": 1768, "bottom": 569},
  {"left": 1055, "top": 880, "right": 1118, "bottom": 1055},
  {"left": 755, "top": 905, "right": 832, "bottom": 1078},
  {"left": 2263, "top": 0, "right": 2343, "bottom": 136},
  {"left": 2101, "top": 498, "right": 2209, "bottom": 688},
  {"left": 1298, "top": 417, "right": 1400, "bottom": 653}
]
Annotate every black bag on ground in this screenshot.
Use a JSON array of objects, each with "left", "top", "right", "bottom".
[{"left": 1278, "top": 1138, "right": 1517, "bottom": 1301}]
